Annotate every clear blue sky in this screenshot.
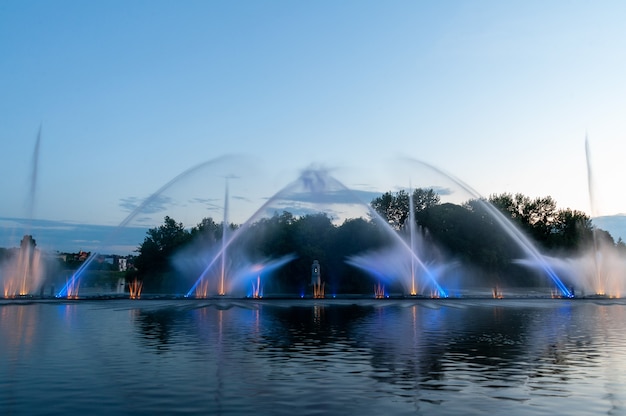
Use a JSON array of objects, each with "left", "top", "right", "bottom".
[{"left": 1, "top": 1, "right": 625, "bottom": 252}]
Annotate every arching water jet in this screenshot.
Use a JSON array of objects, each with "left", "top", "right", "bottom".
[
  {"left": 186, "top": 167, "right": 447, "bottom": 298},
  {"left": 56, "top": 155, "right": 242, "bottom": 298},
  {"left": 398, "top": 157, "right": 573, "bottom": 298}
]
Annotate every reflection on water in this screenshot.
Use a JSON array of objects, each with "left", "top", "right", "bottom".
[{"left": 1, "top": 299, "right": 626, "bottom": 415}]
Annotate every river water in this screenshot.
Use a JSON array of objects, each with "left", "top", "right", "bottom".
[{"left": 1, "top": 298, "right": 625, "bottom": 415}]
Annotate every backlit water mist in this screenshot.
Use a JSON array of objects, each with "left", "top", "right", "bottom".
[
  {"left": 1, "top": 129, "right": 45, "bottom": 297},
  {"left": 5, "top": 141, "right": 623, "bottom": 299}
]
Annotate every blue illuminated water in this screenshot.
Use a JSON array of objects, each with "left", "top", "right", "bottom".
[{"left": 1, "top": 298, "right": 625, "bottom": 415}]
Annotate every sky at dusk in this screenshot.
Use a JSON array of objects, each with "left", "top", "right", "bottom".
[{"left": 1, "top": 0, "right": 625, "bottom": 254}]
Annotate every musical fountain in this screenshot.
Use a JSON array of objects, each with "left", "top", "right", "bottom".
[
  {"left": 41, "top": 157, "right": 626, "bottom": 298},
  {"left": 183, "top": 167, "right": 449, "bottom": 298},
  {"left": 3, "top": 131, "right": 622, "bottom": 299},
  {"left": 346, "top": 185, "right": 452, "bottom": 298}
]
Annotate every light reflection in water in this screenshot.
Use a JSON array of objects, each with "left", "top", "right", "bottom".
[
  {"left": 0, "top": 299, "right": 625, "bottom": 415},
  {"left": 0, "top": 306, "right": 36, "bottom": 358}
]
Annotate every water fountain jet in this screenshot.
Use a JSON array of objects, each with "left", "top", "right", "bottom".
[
  {"left": 397, "top": 157, "right": 573, "bottom": 298},
  {"left": 56, "top": 154, "right": 242, "bottom": 298},
  {"left": 1, "top": 128, "right": 45, "bottom": 297},
  {"left": 346, "top": 183, "right": 449, "bottom": 297},
  {"left": 185, "top": 167, "right": 447, "bottom": 297},
  {"left": 584, "top": 137, "right": 624, "bottom": 296}
]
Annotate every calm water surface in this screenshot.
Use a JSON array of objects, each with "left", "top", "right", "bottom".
[{"left": 1, "top": 298, "right": 625, "bottom": 415}]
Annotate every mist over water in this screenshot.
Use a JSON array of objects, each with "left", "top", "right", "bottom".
[
  {"left": 558, "top": 137, "right": 626, "bottom": 297},
  {"left": 1, "top": 129, "right": 45, "bottom": 297},
  {"left": 512, "top": 139, "right": 626, "bottom": 298},
  {"left": 2, "top": 138, "right": 623, "bottom": 299},
  {"left": 57, "top": 155, "right": 246, "bottom": 297},
  {"left": 183, "top": 167, "right": 375, "bottom": 297}
]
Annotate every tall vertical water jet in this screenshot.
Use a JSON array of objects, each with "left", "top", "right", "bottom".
[
  {"left": 399, "top": 157, "right": 573, "bottom": 297},
  {"left": 219, "top": 177, "right": 230, "bottom": 296},
  {"left": 1, "top": 127, "right": 45, "bottom": 297},
  {"left": 524, "top": 137, "right": 625, "bottom": 298},
  {"left": 187, "top": 167, "right": 446, "bottom": 298},
  {"left": 346, "top": 183, "right": 449, "bottom": 297},
  {"left": 22, "top": 127, "right": 43, "bottom": 295},
  {"left": 408, "top": 184, "right": 418, "bottom": 295},
  {"left": 187, "top": 175, "right": 237, "bottom": 298},
  {"left": 579, "top": 136, "right": 626, "bottom": 297},
  {"left": 26, "top": 125, "right": 42, "bottom": 222},
  {"left": 585, "top": 136, "right": 605, "bottom": 295},
  {"left": 251, "top": 275, "right": 262, "bottom": 298},
  {"left": 56, "top": 155, "right": 241, "bottom": 298}
]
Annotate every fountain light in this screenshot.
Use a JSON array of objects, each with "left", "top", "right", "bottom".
[
  {"left": 65, "top": 276, "right": 80, "bottom": 299},
  {"left": 251, "top": 275, "right": 262, "bottom": 298},
  {"left": 129, "top": 278, "right": 143, "bottom": 299},
  {"left": 492, "top": 286, "right": 503, "bottom": 299},
  {"left": 311, "top": 260, "right": 324, "bottom": 298},
  {"left": 4, "top": 281, "right": 16, "bottom": 298},
  {"left": 374, "top": 282, "right": 385, "bottom": 299},
  {"left": 194, "top": 279, "right": 210, "bottom": 299},
  {"left": 313, "top": 281, "right": 325, "bottom": 299},
  {"left": 1, "top": 235, "right": 44, "bottom": 298}
]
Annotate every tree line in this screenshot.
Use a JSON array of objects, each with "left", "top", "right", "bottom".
[{"left": 131, "top": 189, "right": 625, "bottom": 294}]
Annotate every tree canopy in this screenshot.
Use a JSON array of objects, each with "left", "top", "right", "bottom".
[{"left": 131, "top": 189, "right": 620, "bottom": 294}]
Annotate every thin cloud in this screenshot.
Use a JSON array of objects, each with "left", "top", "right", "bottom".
[
  {"left": 232, "top": 195, "right": 253, "bottom": 203},
  {"left": 132, "top": 216, "right": 158, "bottom": 225},
  {"left": 119, "top": 195, "right": 174, "bottom": 214},
  {"left": 0, "top": 217, "right": 148, "bottom": 255},
  {"left": 189, "top": 197, "right": 222, "bottom": 212}
]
